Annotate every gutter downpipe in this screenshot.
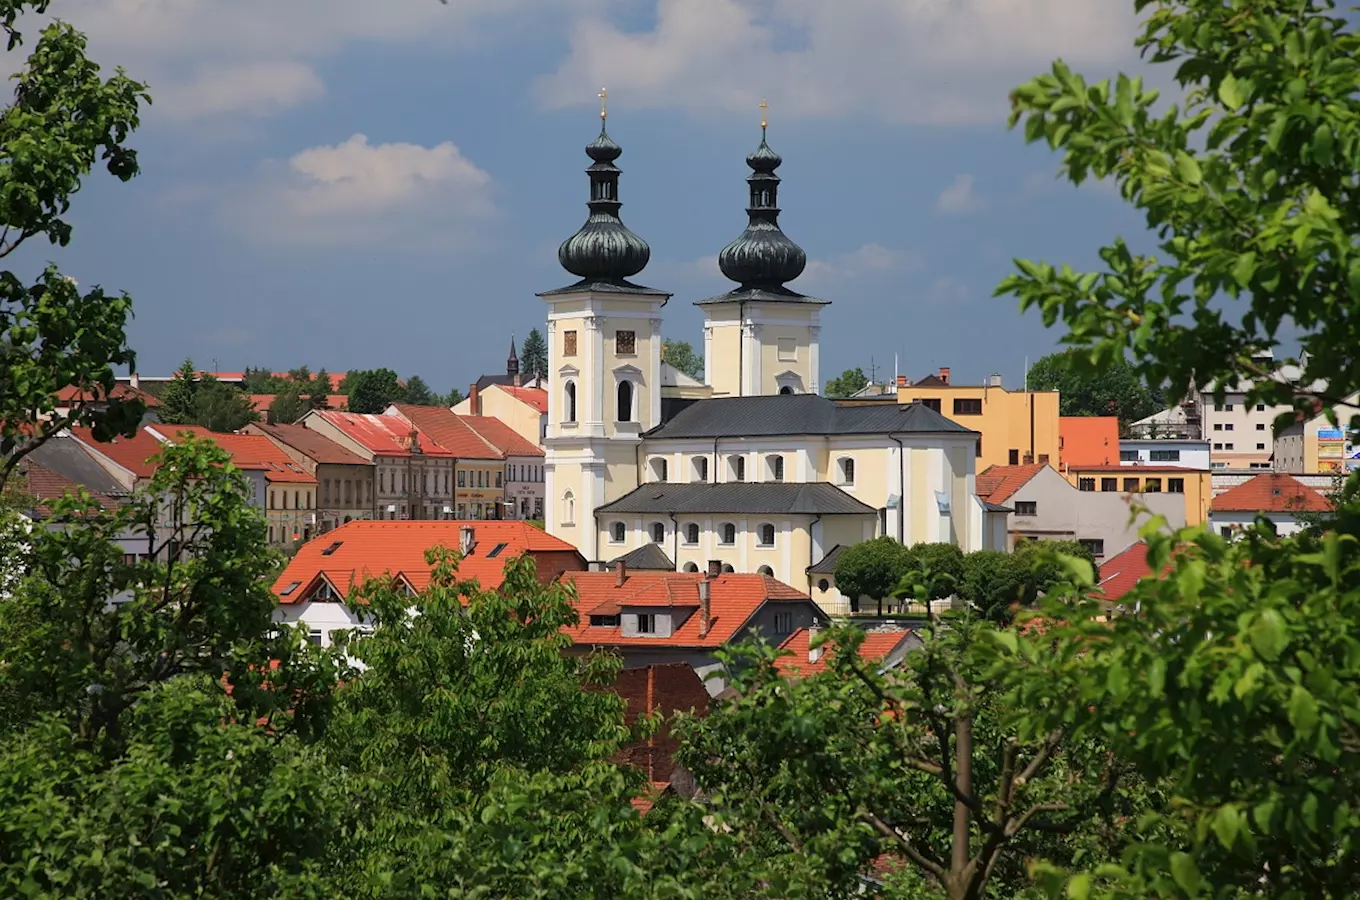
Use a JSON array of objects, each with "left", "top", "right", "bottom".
[
  {"left": 711, "top": 436, "right": 719, "bottom": 484},
  {"left": 808, "top": 513, "right": 822, "bottom": 595},
  {"left": 670, "top": 512, "right": 680, "bottom": 571},
  {"left": 890, "top": 434, "right": 907, "bottom": 543},
  {"left": 738, "top": 300, "right": 747, "bottom": 397}
]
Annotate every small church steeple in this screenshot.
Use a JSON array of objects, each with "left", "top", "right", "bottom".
[{"left": 506, "top": 334, "right": 520, "bottom": 379}]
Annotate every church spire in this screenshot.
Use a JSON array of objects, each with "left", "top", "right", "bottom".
[
  {"left": 716, "top": 102, "right": 808, "bottom": 292},
  {"left": 506, "top": 334, "right": 519, "bottom": 378},
  {"left": 556, "top": 89, "right": 652, "bottom": 285}
]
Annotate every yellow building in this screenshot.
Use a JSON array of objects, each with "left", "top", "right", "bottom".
[
  {"left": 453, "top": 381, "right": 548, "bottom": 450},
  {"left": 893, "top": 368, "right": 1060, "bottom": 471},
  {"left": 1060, "top": 464, "right": 1211, "bottom": 526},
  {"left": 1273, "top": 392, "right": 1360, "bottom": 475}
]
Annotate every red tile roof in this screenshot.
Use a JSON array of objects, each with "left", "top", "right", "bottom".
[
  {"left": 976, "top": 464, "right": 1046, "bottom": 504},
  {"left": 461, "top": 414, "right": 544, "bottom": 458},
  {"left": 154, "top": 426, "right": 316, "bottom": 484},
  {"left": 69, "top": 425, "right": 167, "bottom": 478},
  {"left": 500, "top": 385, "right": 549, "bottom": 414},
  {"left": 774, "top": 627, "right": 914, "bottom": 677},
  {"left": 56, "top": 383, "right": 162, "bottom": 408},
  {"left": 272, "top": 520, "right": 584, "bottom": 602},
  {"left": 314, "top": 410, "right": 453, "bottom": 458},
  {"left": 1095, "top": 542, "right": 1164, "bottom": 604},
  {"left": 250, "top": 423, "right": 369, "bottom": 466},
  {"left": 1059, "top": 416, "right": 1119, "bottom": 467},
  {"left": 18, "top": 460, "right": 121, "bottom": 514},
  {"left": 388, "top": 404, "right": 505, "bottom": 460},
  {"left": 561, "top": 572, "right": 813, "bottom": 649},
  {"left": 1211, "top": 472, "right": 1332, "bottom": 514}
]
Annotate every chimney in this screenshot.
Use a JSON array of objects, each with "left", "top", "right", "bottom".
[
  {"left": 939, "top": 366, "right": 951, "bottom": 385},
  {"left": 808, "top": 619, "right": 823, "bottom": 663},
  {"left": 469, "top": 383, "right": 480, "bottom": 416},
  {"left": 988, "top": 373, "right": 1003, "bottom": 388},
  {"left": 460, "top": 525, "right": 475, "bottom": 555},
  {"left": 706, "top": 559, "right": 722, "bottom": 579},
  {"left": 615, "top": 559, "right": 627, "bottom": 587},
  {"left": 896, "top": 374, "right": 907, "bottom": 387},
  {"left": 697, "top": 579, "right": 712, "bottom": 637},
  {"left": 129, "top": 371, "right": 140, "bottom": 390},
  {"left": 408, "top": 428, "right": 420, "bottom": 454}
]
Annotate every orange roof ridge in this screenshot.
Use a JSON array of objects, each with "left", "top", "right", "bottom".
[
  {"left": 975, "top": 463, "right": 1046, "bottom": 504},
  {"left": 1211, "top": 472, "right": 1332, "bottom": 514}
]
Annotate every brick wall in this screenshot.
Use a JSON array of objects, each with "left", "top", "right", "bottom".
[{"left": 601, "top": 663, "right": 711, "bottom": 783}]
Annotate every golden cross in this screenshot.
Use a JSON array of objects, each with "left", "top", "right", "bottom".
[
  {"left": 760, "top": 99, "right": 768, "bottom": 129},
  {"left": 599, "top": 87, "right": 608, "bottom": 120}
]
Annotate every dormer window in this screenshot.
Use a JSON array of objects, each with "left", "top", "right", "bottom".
[
  {"left": 589, "top": 614, "right": 619, "bottom": 627},
  {"left": 636, "top": 613, "right": 657, "bottom": 634}
]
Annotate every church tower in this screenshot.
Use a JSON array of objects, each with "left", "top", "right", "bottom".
[
  {"left": 539, "top": 93, "right": 670, "bottom": 559},
  {"left": 700, "top": 106, "right": 828, "bottom": 397}
]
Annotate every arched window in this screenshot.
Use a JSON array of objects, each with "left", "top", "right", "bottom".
[
  {"left": 693, "top": 457, "right": 709, "bottom": 482},
  {"left": 610, "top": 521, "right": 626, "bottom": 543},
  {"left": 779, "top": 386, "right": 794, "bottom": 395},
  {"left": 617, "top": 380, "right": 634, "bottom": 422},
  {"left": 722, "top": 563, "right": 735, "bottom": 573},
  {"left": 768, "top": 455, "right": 785, "bottom": 482},
  {"left": 839, "top": 457, "right": 856, "bottom": 486},
  {"left": 757, "top": 565, "right": 774, "bottom": 576},
  {"left": 562, "top": 490, "right": 575, "bottom": 525},
  {"left": 730, "top": 456, "right": 746, "bottom": 482},
  {"left": 684, "top": 523, "right": 700, "bottom": 545},
  {"left": 564, "top": 380, "right": 577, "bottom": 423},
  {"left": 650, "top": 522, "right": 665, "bottom": 543},
  {"left": 683, "top": 562, "right": 700, "bottom": 573},
  {"left": 649, "top": 457, "right": 668, "bottom": 482},
  {"left": 758, "top": 523, "right": 776, "bottom": 547},
  {"left": 720, "top": 523, "right": 736, "bottom": 545}
]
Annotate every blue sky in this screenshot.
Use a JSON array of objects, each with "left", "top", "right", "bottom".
[{"left": 23, "top": 0, "right": 1160, "bottom": 395}]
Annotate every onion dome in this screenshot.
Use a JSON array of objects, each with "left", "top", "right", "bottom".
[
  {"left": 717, "top": 119, "right": 807, "bottom": 290},
  {"left": 557, "top": 113, "right": 651, "bottom": 282}
]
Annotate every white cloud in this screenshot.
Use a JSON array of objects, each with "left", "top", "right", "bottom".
[
  {"left": 936, "top": 174, "right": 984, "bottom": 215},
  {"left": 802, "top": 242, "right": 919, "bottom": 285},
  {"left": 155, "top": 62, "right": 325, "bottom": 120},
  {"left": 214, "top": 133, "right": 495, "bottom": 247},
  {"left": 535, "top": 0, "right": 1139, "bottom": 124}
]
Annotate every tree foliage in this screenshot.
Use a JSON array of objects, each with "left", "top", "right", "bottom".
[
  {"left": 0, "top": 3, "right": 148, "bottom": 491},
  {"left": 661, "top": 339, "right": 704, "bottom": 381},
  {"left": 834, "top": 536, "right": 913, "bottom": 615},
  {"left": 443, "top": 386, "right": 465, "bottom": 407},
  {"left": 345, "top": 368, "right": 406, "bottom": 414},
  {"left": 520, "top": 327, "right": 548, "bottom": 382},
  {"left": 1025, "top": 350, "right": 1165, "bottom": 427},
  {"left": 824, "top": 367, "right": 870, "bottom": 398},
  {"left": 268, "top": 389, "right": 309, "bottom": 425},
  {"left": 192, "top": 374, "right": 258, "bottom": 432},
  {"left": 402, "top": 374, "right": 438, "bottom": 407}
]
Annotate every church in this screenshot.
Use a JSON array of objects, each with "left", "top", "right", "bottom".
[{"left": 539, "top": 102, "right": 1008, "bottom": 610}]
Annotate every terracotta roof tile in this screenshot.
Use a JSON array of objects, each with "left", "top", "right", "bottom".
[
  {"left": 1058, "top": 416, "right": 1120, "bottom": 467},
  {"left": 1212, "top": 472, "right": 1332, "bottom": 513},
  {"left": 154, "top": 426, "right": 316, "bottom": 483},
  {"left": 975, "top": 464, "right": 1046, "bottom": 504},
  {"left": 562, "top": 572, "right": 813, "bottom": 649},
  {"left": 56, "top": 383, "right": 162, "bottom": 408},
  {"left": 18, "top": 460, "right": 121, "bottom": 515},
  {"left": 378, "top": 405, "right": 499, "bottom": 459},
  {"left": 500, "top": 385, "right": 549, "bottom": 413},
  {"left": 315, "top": 410, "right": 454, "bottom": 458},
  {"left": 250, "top": 423, "right": 370, "bottom": 466},
  {"left": 69, "top": 425, "right": 167, "bottom": 478},
  {"left": 774, "top": 627, "right": 913, "bottom": 677},
  {"left": 272, "top": 520, "right": 583, "bottom": 601},
  {"left": 461, "top": 414, "right": 544, "bottom": 458},
  {"left": 1095, "top": 542, "right": 1163, "bottom": 604}
]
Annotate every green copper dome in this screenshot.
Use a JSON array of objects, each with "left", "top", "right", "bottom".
[
  {"left": 717, "top": 126, "right": 806, "bottom": 289},
  {"left": 558, "top": 123, "right": 651, "bottom": 282}
]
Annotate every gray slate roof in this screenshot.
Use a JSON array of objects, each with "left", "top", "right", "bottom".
[
  {"left": 606, "top": 543, "right": 675, "bottom": 571},
  {"left": 26, "top": 436, "right": 131, "bottom": 499},
  {"left": 807, "top": 544, "right": 845, "bottom": 574},
  {"left": 645, "top": 393, "right": 975, "bottom": 440},
  {"left": 983, "top": 501, "right": 1014, "bottom": 513},
  {"left": 597, "top": 482, "right": 875, "bottom": 516},
  {"left": 537, "top": 277, "right": 672, "bottom": 298},
  {"left": 695, "top": 285, "right": 829, "bottom": 306}
]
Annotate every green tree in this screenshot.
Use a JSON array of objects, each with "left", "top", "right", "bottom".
[
  {"left": 192, "top": 375, "right": 258, "bottom": 431},
  {"left": 1026, "top": 350, "right": 1164, "bottom": 430},
  {"left": 0, "top": 2, "right": 147, "bottom": 492},
  {"left": 520, "top": 327, "right": 548, "bottom": 382},
  {"left": 241, "top": 366, "right": 279, "bottom": 394},
  {"left": 824, "top": 367, "right": 869, "bottom": 398},
  {"left": 958, "top": 549, "right": 1026, "bottom": 621},
  {"left": 345, "top": 368, "right": 406, "bottom": 414},
  {"left": 661, "top": 339, "right": 704, "bottom": 381},
  {"left": 307, "top": 367, "right": 333, "bottom": 406},
  {"left": 269, "top": 389, "right": 309, "bottom": 425},
  {"left": 834, "top": 536, "right": 912, "bottom": 615},
  {"left": 158, "top": 358, "right": 199, "bottom": 425},
  {"left": 403, "top": 374, "right": 438, "bottom": 406},
  {"left": 993, "top": 2, "right": 1360, "bottom": 894},
  {"left": 903, "top": 541, "right": 966, "bottom": 602},
  {"left": 443, "top": 386, "right": 466, "bottom": 407},
  {"left": 680, "top": 615, "right": 1143, "bottom": 900}
]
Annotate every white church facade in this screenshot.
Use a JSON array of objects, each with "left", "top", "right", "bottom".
[{"left": 539, "top": 108, "right": 1007, "bottom": 610}]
